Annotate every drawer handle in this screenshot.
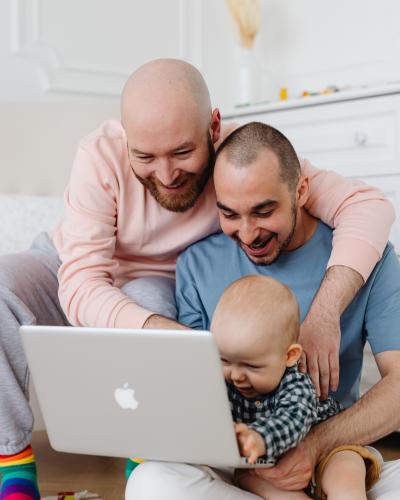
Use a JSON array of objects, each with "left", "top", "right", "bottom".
[{"left": 354, "top": 131, "right": 368, "bottom": 147}]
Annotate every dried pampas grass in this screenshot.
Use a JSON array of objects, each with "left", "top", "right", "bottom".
[{"left": 226, "top": 0, "right": 261, "bottom": 49}]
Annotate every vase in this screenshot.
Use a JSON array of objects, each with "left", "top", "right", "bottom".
[
  {"left": 234, "top": 47, "right": 258, "bottom": 106},
  {"left": 233, "top": 46, "right": 278, "bottom": 107}
]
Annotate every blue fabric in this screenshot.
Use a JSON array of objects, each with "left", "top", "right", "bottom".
[{"left": 176, "top": 222, "right": 400, "bottom": 408}]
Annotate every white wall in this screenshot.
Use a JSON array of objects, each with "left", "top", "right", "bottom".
[
  {"left": 3, "top": 1, "right": 400, "bottom": 105},
  {"left": 202, "top": 0, "right": 400, "bottom": 111},
  {"left": 0, "top": 0, "right": 200, "bottom": 195},
  {"left": 0, "top": 101, "right": 120, "bottom": 195},
  {"left": 1, "top": 0, "right": 400, "bottom": 194},
  {"left": 0, "top": 0, "right": 200, "bottom": 99}
]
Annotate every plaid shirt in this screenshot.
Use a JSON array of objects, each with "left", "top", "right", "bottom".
[{"left": 227, "top": 365, "right": 342, "bottom": 463}]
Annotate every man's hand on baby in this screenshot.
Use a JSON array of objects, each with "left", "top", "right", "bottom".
[
  {"left": 298, "top": 308, "right": 340, "bottom": 400},
  {"left": 298, "top": 265, "right": 363, "bottom": 400},
  {"left": 252, "top": 438, "right": 317, "bottom": 490},
  {"left": 234, "top": 423, "right": 266, "bottom": 464}
]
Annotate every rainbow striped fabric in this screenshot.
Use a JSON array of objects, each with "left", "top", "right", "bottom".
[
  {"left": 125, "top": 458, "right": 144, "bottom": 480},
  {"left": 0, "top": 445, "right": 40, "bottom": 500}
]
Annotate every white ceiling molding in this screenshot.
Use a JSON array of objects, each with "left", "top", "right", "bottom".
[{"left": 10, "top": 0, "right": 204, "bottom": 97}]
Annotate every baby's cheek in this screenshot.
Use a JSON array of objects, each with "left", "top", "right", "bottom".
[
  {"left": 253, "top": 374, "right": 271, "bottom": 391},
  {"left": 247, "top": 374, "right": 258, "bottom": 387}
]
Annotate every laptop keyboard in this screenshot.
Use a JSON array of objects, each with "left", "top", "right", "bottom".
[{"left": 240, "top": 457, "right": 275, "bottom": 466}]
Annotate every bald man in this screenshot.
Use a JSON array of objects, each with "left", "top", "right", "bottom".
[{"left": 0, "top": 59, "right": 394, "bottom": 499}]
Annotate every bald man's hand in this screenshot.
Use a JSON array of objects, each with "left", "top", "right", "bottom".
[{"left": 298, "top": 266, "right": 363, "bottom": 399}]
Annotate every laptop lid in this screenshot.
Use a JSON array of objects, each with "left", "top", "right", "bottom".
[{"left": 20, "top": 325, "right": 272, "bottom": 468}]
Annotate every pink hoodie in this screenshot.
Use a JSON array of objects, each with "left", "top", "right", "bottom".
[{"left": 52, "top": 120, "right": 395, "bottom": 329}]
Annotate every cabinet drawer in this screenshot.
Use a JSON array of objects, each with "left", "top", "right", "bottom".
[
  {"left": 234, "top": 94, "right": 400, "bottom": 178},
  {"left": 280, "top": 112, "right": 396, "bottom": 178}
]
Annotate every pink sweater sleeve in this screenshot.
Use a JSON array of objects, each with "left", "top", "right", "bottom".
[
  {"left": 302, "top": 159, "right": 395, "bottom": 281},
  {"left": 56, "top": 145, "right": 154, "bottom": 329}
]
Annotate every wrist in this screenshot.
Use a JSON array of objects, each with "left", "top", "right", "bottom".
[
  {"left": 304, "top": 300, "right": 340, "bottom": 326},
  {"left": 255, "top": 433, "right": 267, "bottom": 456},
  {"left": 143, "top": 314, "right": 157, "bottom": 328},
  {"left": 143, "top": 314, "right": 187, "bottom": 330},
  {"left": 307, "top": 265, "right": 363, "bottom": 320},
  {"left": 324, "top": 265, "right": 363, "bottom": 313}
]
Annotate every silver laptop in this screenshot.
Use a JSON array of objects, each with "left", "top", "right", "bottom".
[{"left": 20, "top": 326, "right": 274, "bottom": 468}]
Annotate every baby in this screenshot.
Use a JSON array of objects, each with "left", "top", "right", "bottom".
[{"left": 211, "top": 275, "right": 381, "bottom": 500}]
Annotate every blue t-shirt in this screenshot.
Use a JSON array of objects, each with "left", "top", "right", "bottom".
[{"left": 175, "top": 222, "right": 400, "bottom": 408}]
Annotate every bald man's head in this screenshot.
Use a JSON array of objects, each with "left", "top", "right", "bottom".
[
  {"left": 121, "top": 59, "right": 220, "bottom": 212},
  {"left": 121, "top": 59, "right": 211, "bottom": 130}
]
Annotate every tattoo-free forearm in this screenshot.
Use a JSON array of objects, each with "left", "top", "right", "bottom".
[
  {"left": 307, "top": 364, "right": 400, "bottom": 462},
  {"left": 300, "top": 265, "right": 365, "bottom": 396},
  {"left": 142, "top": 314, "right": 189, "bottom": 330},
  {"left": 309, "top": 265, "right": 364, "bottom": 318}
]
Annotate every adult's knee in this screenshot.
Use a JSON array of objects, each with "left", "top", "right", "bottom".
[
  {"left": 125, "top": 462, "right": 177, "bottom": 500},
  {"left": 125, "top": 462, "right": 208, "bottom": 500},
  {"left": 121, "top": 276, "right": 177, "bottom": 319},
  {"left": 367, "top": 459, "right": 400, "bottom": 500},
  {"left": 0, "top": 248, "right": 59, "bottom": 306},
  {"left": 0, "top": 254, "right": 26, "bottom": 296},
  {"left": 0, "top": 251, "right": 48, "bottom": 297}
]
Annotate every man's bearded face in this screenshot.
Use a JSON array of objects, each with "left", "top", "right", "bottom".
[{"left": 130, "top": 133, "right": 215, "bottom": 213}]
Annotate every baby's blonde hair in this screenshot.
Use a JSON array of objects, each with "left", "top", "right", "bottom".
[{"left": 211, "top": 275, "right": 300, "bottom": 350}]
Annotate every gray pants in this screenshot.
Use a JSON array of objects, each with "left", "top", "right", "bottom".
[{"left": 0, "top": 233, "right": 176, "bottom": 455}]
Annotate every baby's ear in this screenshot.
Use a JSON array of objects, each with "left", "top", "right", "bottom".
[{"left": 286, "top": 343, "right": 303, "bottom": 367}]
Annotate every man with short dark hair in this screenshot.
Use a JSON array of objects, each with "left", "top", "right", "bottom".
[
  {"left": 125, "top": 122, "right": 400, "bottom": 499},
  {"left": 214, "top": 122, "right": 303, "bottom": 266}
]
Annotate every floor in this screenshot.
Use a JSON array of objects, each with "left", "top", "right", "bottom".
[
  {"left": 33, "top": 432, "right": 126, "bottom": 499},
  {"left": 33, "top": 431, "right": 400, "bottom": 499}
]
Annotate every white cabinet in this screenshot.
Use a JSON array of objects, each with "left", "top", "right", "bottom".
[{"left": 224, "top": 91, "right": 400, "bottom": 254}]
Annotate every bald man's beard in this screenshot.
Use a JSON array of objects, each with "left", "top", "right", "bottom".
[{"left": 133, "top": 134, "right": 215, "bottom": 213}]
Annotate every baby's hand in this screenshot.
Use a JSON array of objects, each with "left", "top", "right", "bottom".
[{"left": 234, "top": 423, "right": 266, "bottom": 464}]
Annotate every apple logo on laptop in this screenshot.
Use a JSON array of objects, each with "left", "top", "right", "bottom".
[{"left": 114, "top": 382, "right": 139, "bottom": 410}]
